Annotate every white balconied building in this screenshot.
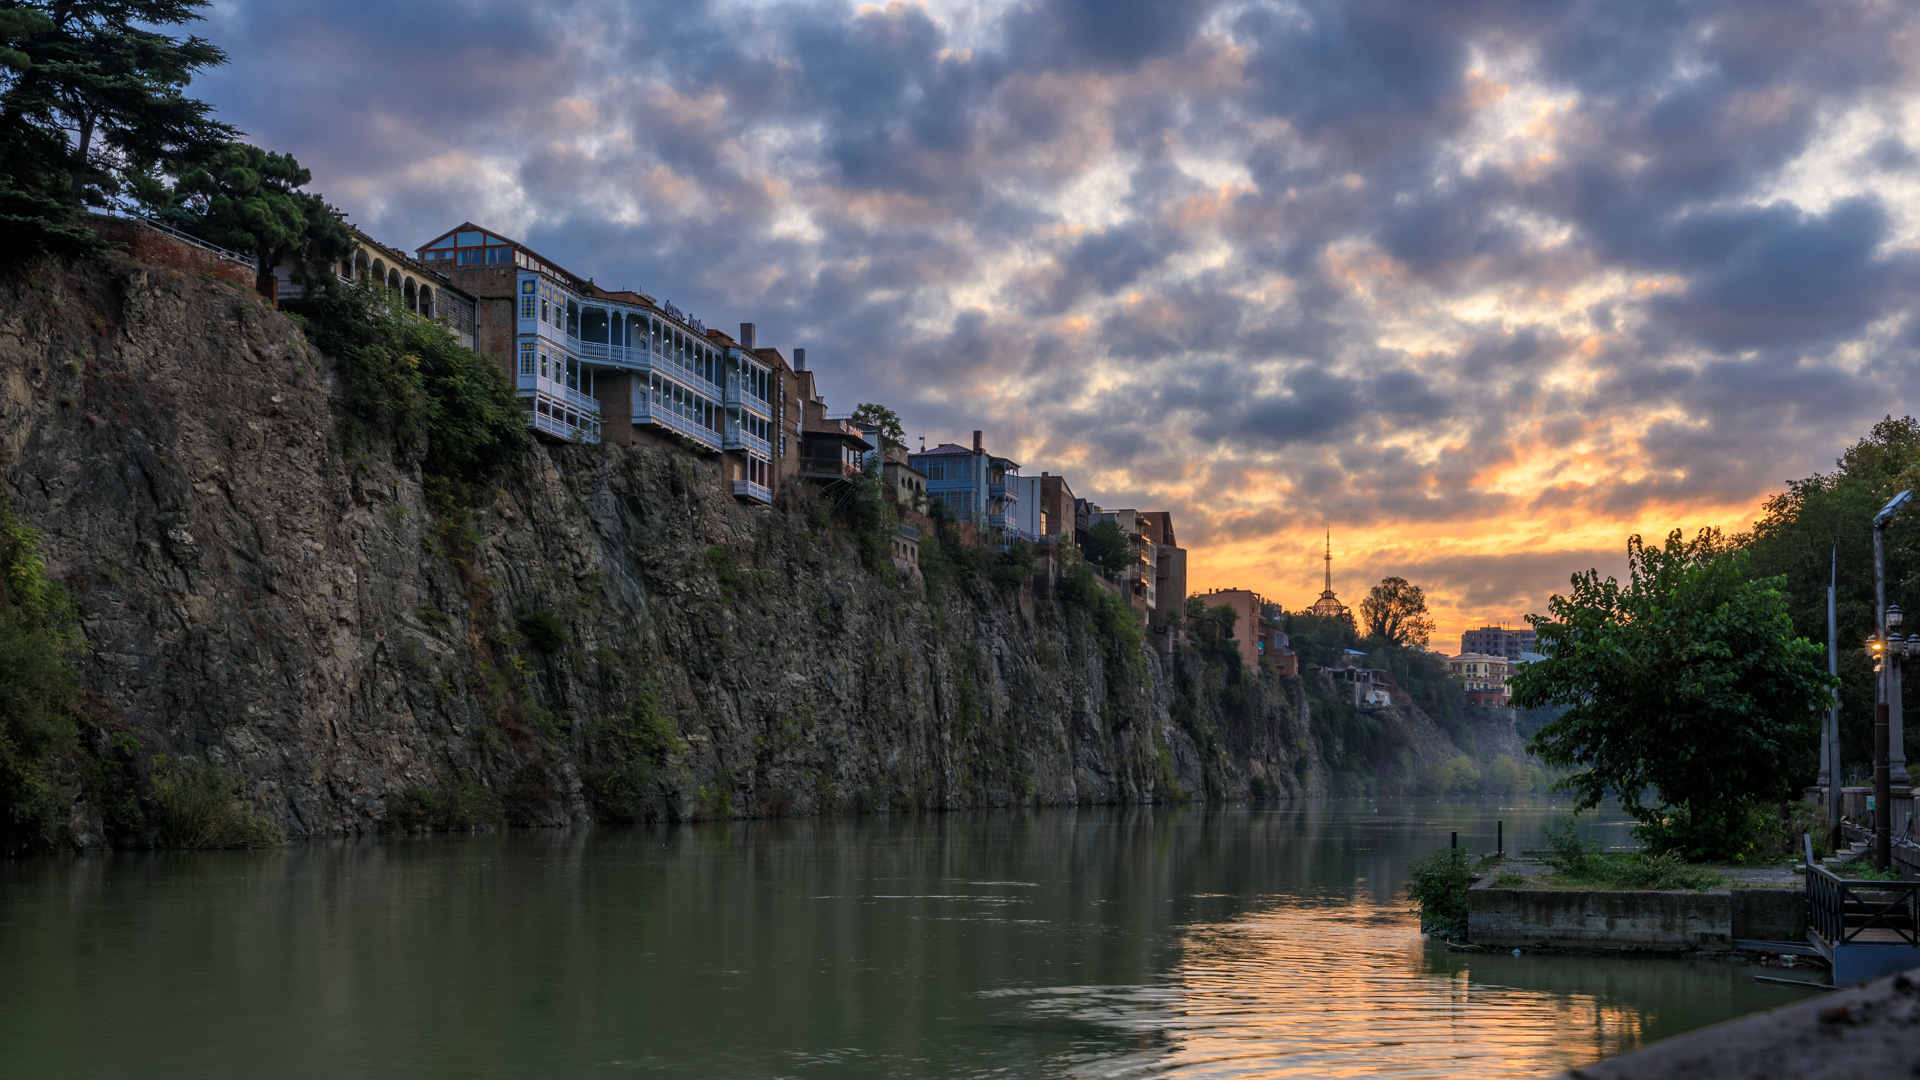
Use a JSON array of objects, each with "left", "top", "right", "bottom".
[{"left": 415, "top": 223, "right": 774, "bottom": 501}]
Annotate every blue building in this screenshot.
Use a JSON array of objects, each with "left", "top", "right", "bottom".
[{"left": 908, "top": 430, "right": 1022, "bottom": 536}]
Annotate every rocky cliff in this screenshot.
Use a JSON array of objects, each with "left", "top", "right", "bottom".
[{"left": 0, "top": 253, "right": 1488, "bottom": 845}]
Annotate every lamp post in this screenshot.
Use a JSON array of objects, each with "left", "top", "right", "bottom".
[
  {"left": 1871, "top": 489, "right": 1912, "bottom": 872},
  {"left": 1827, "top": 539, "right": 1843, "bottom": 853}
]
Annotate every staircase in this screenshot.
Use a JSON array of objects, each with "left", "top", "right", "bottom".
[{"left": 1821, "top": 838, "right": 1874, "bottom": 872}]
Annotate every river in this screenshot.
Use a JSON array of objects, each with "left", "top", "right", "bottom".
[{"left": 0, "top": 798, "right": 1804, "bottom": 1078}]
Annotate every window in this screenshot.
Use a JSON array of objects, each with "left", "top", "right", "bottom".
[
  {"left": 539, "top": 352, "right": 549, "bottom": 379},
  {"left": 522, "top": 296, "right": 535, "bottom": 319},
  {"left": 519, "top": 344, "right": 534, "bottom": 376},
  {"left": 541, "top": 298, "right": 549, "bottom": 322}
]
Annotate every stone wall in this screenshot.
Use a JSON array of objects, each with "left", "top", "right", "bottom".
[{"left": 1470, "top": 882, "right": 1807, "bottom": 952}]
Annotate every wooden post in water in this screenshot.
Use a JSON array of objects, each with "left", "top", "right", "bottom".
[
  {"left": 1497, "top": 821, "right": 1503, "bottom": 857},
  {"left": 1451, "top": 831, "right": 1457, "bottom": 851}
]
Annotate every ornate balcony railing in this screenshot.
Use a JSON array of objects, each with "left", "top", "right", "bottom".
[
  {"left": 723, "top": 421, "right": 772, "bottom": 457},
  {"left": 731, "top": 479, "right": 773, "bottom": 504},
  {"left": 634, "top": 401, "right": 721, "bottom": 450}
]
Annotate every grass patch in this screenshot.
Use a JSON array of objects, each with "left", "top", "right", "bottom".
[
  {"left": 1538, "top": 816, "right": 1723, "bottom": 891},
  {"left": 385, "top": 770, "right": 506, "bottom": 831},
  {"left": 149, "top": 757, "right": 284, "bottom": 848}
]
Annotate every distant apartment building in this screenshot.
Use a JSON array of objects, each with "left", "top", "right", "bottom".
[
  {"left": 1036, "top": 473, "right": 1078, "bottom": 547},
  {"left": 1136, "top": 511, "right": 1187, "bottom": 633},
  {"left": 909, "top": 432, "right": 1022, "bottom": 537},
  {"left": 1093, "top": 509, "right": 1157, "bottom": 614},
  {"left": 1009, "top": 474, "right": 1049, "bottom": 541},
  {"left": 1461, "top": 625, "right": 1536, "bottom": 661},
  {"left": 1200, "top": 588, "right": 1297, "bottom": 675},
  {"left": 1448, "top": 652, "right": 1511, "bottom": 706}
]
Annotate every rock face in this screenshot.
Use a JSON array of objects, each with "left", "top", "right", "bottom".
[{"left": 0, "top": 255, "right": 1479, "bottom": 840}]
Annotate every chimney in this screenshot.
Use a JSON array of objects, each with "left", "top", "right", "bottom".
[
  {"left": 794, "top": 348, "right": 806, "bottom": 371},
  {"left": 739, "top": 322, "right": 756, "bottom": 349},
  {"left": 972, "top": 429, "right": 983, "bottom": 453}
]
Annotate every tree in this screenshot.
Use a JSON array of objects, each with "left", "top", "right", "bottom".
[
  {"left": 1740, "top": 415, "right": 1920, "bottom": 779},
  {"left": 1360, "top": 576, "right": 1435, "bottom": 647},
  {"left": 146, "top": 141, "right": 352, "bottom": 294},
  {"left": 850, "top": 403, "right": 906, "bottom": 452},
  {"left": 0, "top": 1, "right": 234, "bottom": 262},
  {"left": 1084, "top": 519, "right": 1130, "bottom": 574},
  {"left": 1512, "top": 528, "right": 1834, "bottom": 862}
]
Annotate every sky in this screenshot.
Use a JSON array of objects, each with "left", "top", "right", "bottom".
[{"left": 191, "top": 0, "right": 1920, "bottom": 649}]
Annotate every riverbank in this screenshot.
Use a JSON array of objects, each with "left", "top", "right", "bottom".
[{"left": 0, "top": 250, "right": 1525, "bottom": 849}]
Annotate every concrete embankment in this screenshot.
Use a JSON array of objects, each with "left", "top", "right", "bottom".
[{"left": 1468, "top": 880, "right": 1804, "bottom": 954}]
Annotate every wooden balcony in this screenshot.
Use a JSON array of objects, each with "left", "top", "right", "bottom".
[{"left": 799, "top": 458, "right": 860, "bottom": 479}]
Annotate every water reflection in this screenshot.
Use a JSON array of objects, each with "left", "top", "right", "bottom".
[{"left": 0, "top": 800, "right": 1794, "bottom": 1079}]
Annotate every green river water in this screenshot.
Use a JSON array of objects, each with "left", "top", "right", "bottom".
[{"left": 0, "top": 798, "right": 1805, "bottom": 1078}]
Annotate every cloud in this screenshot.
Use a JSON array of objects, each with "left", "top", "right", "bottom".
[{"left": 189, "top": 0, "right": 1920, "bottom": 643}]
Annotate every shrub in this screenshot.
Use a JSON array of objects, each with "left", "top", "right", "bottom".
[
  {"left": 1406, "top": 846, "right": 1476, "bottom": 937},
  {"left": 385, "top": 770, "right": 505, "bottom": 832},
  {"left": 1540, "top": 815, "right": 1599, "bottom": 875},
  {"left": 149, "top": 758, "right": 284, "bottom": 848},
  {"left": 0, "top": 500, "right": 82, "bottom": 855},
  {"left": 582, "top": 684, "right": 684, "bottom": 823},
  {"left": 992, "top": 540, "right": 1035, "bottom": 592},
  {"left": 516, "top": 608, "right": 568, "bottom": 653},
  {"left": 312, "top": 276, "right": 529, "bottom": 484}
]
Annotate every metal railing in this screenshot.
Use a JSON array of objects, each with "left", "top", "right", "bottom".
[
  {"left": 530, "top": 409, "right": 600, "bottom": 445},
  {"left": 1806, "top": 858, "right": 1920, "bottom": 947},
  {"left": 634, "top": 401, "right": 721, "bottom": 450},
  {"left": 723, "top": 421, "right": 772, "bottom": 456},
  {"left": 116, "top": 213, "right": 259, "bottom": 268},
  {"left": 799, "top": 458, "right": 860, "bottom": 479},
  {"left": 731, "top": 479, "right": 772, "bottom": 503}
]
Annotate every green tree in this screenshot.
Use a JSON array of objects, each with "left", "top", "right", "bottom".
[
  {"left": 1360, "top": 576, "right": 1435, "bottom": 647},
  {"left": 147, "top": 141, "right": 353, "bottom": 294},
  {"left": 850, "top": 403, "right": 906, "bottom": 452},
  {"left": 0, "top": 1, "right": 234, "bottom": 261},
  {"left": 1513, "top": 528, "right": 1834, "bottom": 862},
  {"left": 1739, "top": 415, "right": 1920, "bottom": 778},
  {"left": 1084, "top": 518, "right": 1130, "bottom": 574}
]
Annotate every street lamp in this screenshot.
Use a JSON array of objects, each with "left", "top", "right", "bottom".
[{"left": 1871, "top": 489, "right": 1913, "bottom": 872}]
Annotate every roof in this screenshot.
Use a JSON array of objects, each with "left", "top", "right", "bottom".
[
  {"left": 415, "top": 221, "right": 588, "bottom": 288},
  {"left": 350, "top": 226, "right": 475, "bottom": 302},
  {"left": 913, "top": 442, "right": 976, "bottom": 456}
]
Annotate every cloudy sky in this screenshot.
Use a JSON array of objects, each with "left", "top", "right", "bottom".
[{"left": 195, "top": 0, "right": 1920, "bottom": 648}]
